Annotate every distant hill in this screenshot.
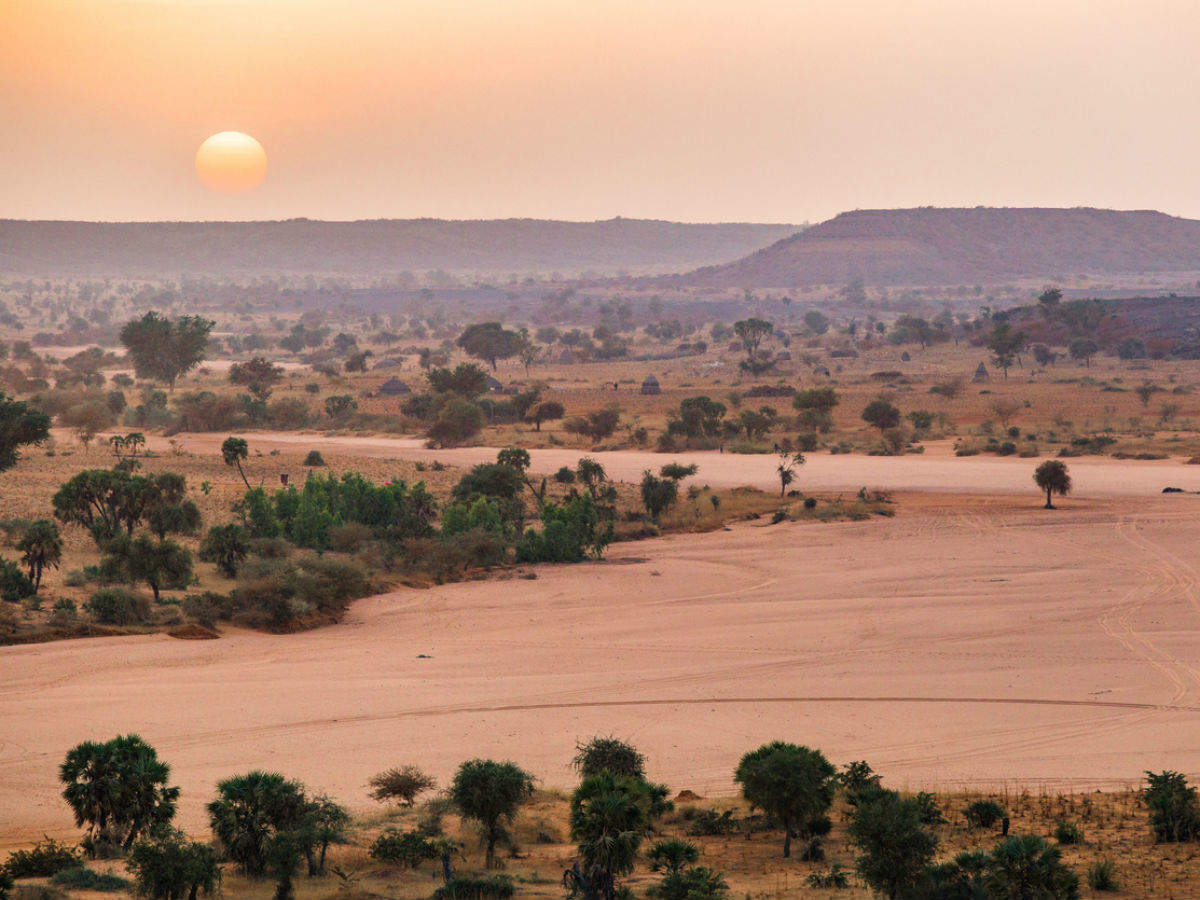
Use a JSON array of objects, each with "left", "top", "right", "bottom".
[
  {"left": 663, "top": 207, "right": 1200, "bottom": 289},
  {"left": 0, "top": 218, "right": 800, "bottom": 278}
]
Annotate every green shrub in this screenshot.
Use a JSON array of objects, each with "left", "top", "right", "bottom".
[
  {"left": 1087, "top": 859, "right": 1118, "bottom": 891},
  {"left": 229, "top": 555, "right": 371, "bottom": 631},
  {"left": 805, "top": 865, "right": 849, "bottom": 889},
  {"left": 303, "top": 450, "right": 326, "bottom": 467},
  {"left": 516, "top": 494, "right": 611, "bottom": 563},
  {"left": 433, "top": 875, "right": 514, "bottom": 900},
  {"left": 181, "top": 591, "right": 232, "bottom": 628},
  {"left": 369, "top": 829, "right": 438, "bottom": 867},
  {"left": 1145, "top": 770, "right": 1200, "bottom": 842},
  {"left": 1054, "top": 821, "right": 1082, "bottom": 845},
  {"left": 685, "top": 809, "right": 739, "bottom": 836},
  {"left": 49, "top": 868, "right": 130, "bottom": 892},
  {"left": 0, "top": 557, "right": 34, "bottom": 604},
  {"left": 964, "top": 799, "right": 1005, "bottom": 829},
  {"left": 84, "top": 588, "right": 151, "bottom": 625},
  {"left": 4, "top": 840, "right": 82, "bottom": 878}
]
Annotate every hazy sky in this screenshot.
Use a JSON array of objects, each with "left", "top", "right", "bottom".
[{"left": 4, "top": 0, "right": 1200, "bottom": 223}]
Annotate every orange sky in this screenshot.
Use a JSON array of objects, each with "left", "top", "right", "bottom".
[{"left": 3, "top": 0, "right": 1199, "bottom": 223}]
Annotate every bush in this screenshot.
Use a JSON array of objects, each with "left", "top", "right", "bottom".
[
  {"left": 1087, "top": 859, "right": 1118, "bottom": 891},
  {"left": 369, "top": 828, "right": 438, "bottom": 867},
  {"left": 573, "top": 736, "right": 645, "bottom": 778},
  {"left": 198, "top": 523, "right": 249, "bottom": 577},
  {"left": 49, "top": 868, "right": 130, "bottom": 892},
  {"left": 249, "top": 472, "right": 436, "bottom": 550},
  {"left": 428, "top": 399, "right": 483, "bottom": 446},
  {"left": 84, "top": 588, "right": 152, "bottom": 625},
  {"left": 303, "top": 450, "right": 326, "bottom": 467},
  {"left": 964, "top": 799, "right": 1005, "bottom": 829},
  {"left": 4, "top": 839, "right": 82, "bottom": 877},
  {"left": 685, "top": 809, "right": 739, "bottom": 836},
  {"left": 181, "top": 592, "right": 231, "bottom": 628},
  {"left": 229, "top": 555, "right": 371, "bottom": 631},
  {"left": 433, "top": 875, "right": 515, "bottom": 900},
  {"left": 1145, "top": 770, "right": 1200, "bottom": 842},
  {"left": 1054, "top": 821, "right": 1082, "bottom": 845},
  {"left": 328, "top": 521, "right": 374, "bottom": 553},
  {"left": 0, "top": 557, "right": 34, "bottom": 604},
  {"left": 805, "top": 865, "right": 850, "bottom": 889}
]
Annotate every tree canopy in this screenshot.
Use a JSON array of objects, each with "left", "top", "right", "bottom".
[
  {"left": 0, "top": 393, "right": 51, "bottom": 473},
  {"left": 119, "top": 312, "right": 214, "bottom": 390}
]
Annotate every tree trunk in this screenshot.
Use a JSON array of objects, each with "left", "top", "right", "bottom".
[
  {"left": 782, "top": 827, "right": 792, "bottom": 858},
  {"left": 1045, "top": 489, "right": 1054, "bottom": 510}
]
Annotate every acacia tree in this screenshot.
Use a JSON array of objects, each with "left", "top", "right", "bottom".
[
  {"left": 0, "top": 393, "right": 51, "bottom": 472},
  {"left": 16, "top": 519, "right": 62, "bottom": 591},
  {"left": 734, "top": 742, "right": 836, "bottom": 858},
  {"left": 450, "top": 759, "right": 535, "bottom": 868},
  {"left": 1033, "top": 460, "right": 1071, "bottom": 510},
  {"left": 861, "top": 399, "right": 900, "bottom": 436},
  {"left": 120, "top": 312, "right": 214, "bottom": 391},
  {"left": 529, "top": 401, "right": 565, "bottom": 431},
  {"left": 60, "top": 734, "right": 180, "bottom": 854},
  {"left": 456, "top": 322, "right": 524, "bottom": 370}
]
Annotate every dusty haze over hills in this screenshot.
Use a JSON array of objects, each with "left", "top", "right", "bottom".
[
  {"left": 0, "top": 218, "right": 800, "bottom": 277},
  {"left": 5, "top": 1, "right": 1200, "bottom": 222},
  {"left": 665, "top": 207, "right": 1200, "bottom": 288}
]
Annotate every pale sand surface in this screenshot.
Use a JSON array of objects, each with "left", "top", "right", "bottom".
[
  {"left": 5, "top": 440, "right": 1200, "bottom": 847},
  {"left": 167, "top": 431, "right": 1200, "bottom": 497}
]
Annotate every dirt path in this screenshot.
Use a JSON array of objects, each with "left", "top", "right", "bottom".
[
  {"left": 4, "top": 493, "right": 1200, "bottom": 847},
  {"left": 165, "top": 431, "right": 1200, "bottom": 497}
]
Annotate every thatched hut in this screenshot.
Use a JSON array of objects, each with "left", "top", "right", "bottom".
[
  {"left": 640, "top": 375, "right": 661, "bottom": 395},
  {"left": 972, "top": 362, "right": 990, "bottom": 383}
]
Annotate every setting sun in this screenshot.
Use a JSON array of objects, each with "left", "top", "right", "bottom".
[{"left": 195, "top": 131, "right": 267, "bottom": 194}]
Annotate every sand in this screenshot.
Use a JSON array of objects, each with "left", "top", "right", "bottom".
[
  {"left": 3, "top": 444, "right": 1200, "bottom": 848},
  {"left": 167, "top": 430, "right": 1200, "bottom": 497}
]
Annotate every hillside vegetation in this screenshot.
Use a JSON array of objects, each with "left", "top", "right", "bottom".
[{"left": 666, "top": 207, "right": 1200, "bottom": 288}]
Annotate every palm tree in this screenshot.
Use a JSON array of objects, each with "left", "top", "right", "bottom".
[
  {"left": 570, "top": 773, "right": 653, "bottom": 900},
  {"left": 17, "top": 519, "right": 62, "bottom": 591}
]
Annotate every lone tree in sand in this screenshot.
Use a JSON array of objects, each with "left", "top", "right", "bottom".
[
  {"left": 1033, "top": 459, "right": 1071, "bottom": 509},
  {"left": 450, "top": 759, "right": 535, "bottom": 868}
]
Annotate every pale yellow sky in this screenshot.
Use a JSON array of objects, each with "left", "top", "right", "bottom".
[{"left": 3, "top": 0, "right": 1199, "bottom": 222}]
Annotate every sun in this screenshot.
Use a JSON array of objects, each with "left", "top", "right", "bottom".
[{"left": 195, "top": 132, "right": 267, "bottom": 194}]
